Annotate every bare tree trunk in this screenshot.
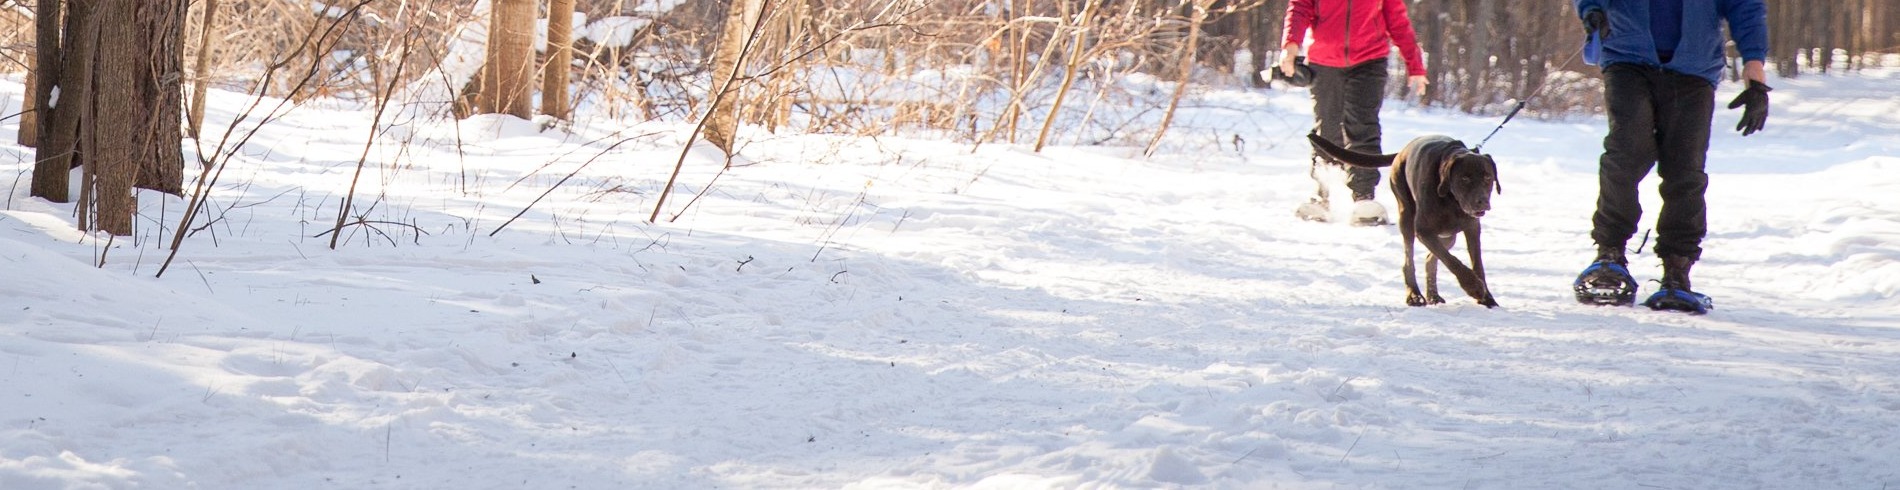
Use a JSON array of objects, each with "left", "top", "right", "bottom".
[
  {"left": 135, "top": 0, "right": 186, "bottom": 196},
  {"left": 1423, "top": 0, "right": 1445, "bottom": 107},
  {"left": 481, "top": 0, "right": 536, "bottom": 118},
  {"left": 33, "top": 0, "right": 88, "bottom": 203},
  {"left": 20, "top": 43, "right": 38, "bottom": 147},
  {"left": 1003, "top": 0, "right": 1035, "bottom": 142},
  {"left": 1246, "top": 1, "right": 1282, "bottom": 88},
  {"left": 1461, "top": 0, "right": 1493, "bottom": 113},
  {"left": 189, "top": 0, "right": 217, "bottom": 139},
  {"left": 542, "top": 0, "right": 577, "bottom": 120},
  {"left": 93, "top": 0, "right": 139, "bottom": 236},
  {"left": 702, "top": 0, "right": 767, "bottom": 155}
]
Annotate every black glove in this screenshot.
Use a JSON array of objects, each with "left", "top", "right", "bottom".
[
  {"left": 1726, "top": 80, "right": 1771, "bottom": 136},
  {"left": 1582, "top": 9, "right": 1609, "bottom": 39}
]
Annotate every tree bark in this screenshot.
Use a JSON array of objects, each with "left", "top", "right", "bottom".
[
  {"left": 33, "top": 0, "right": 87, "bottom": 203},
  {"left": 93, "top": 0, "right": 140, "bottom": 236},
  {"left": 542, "top": 0, "right": 577, "bottom": 120},
  {"left": 20, "top": 40, "right": 38, "bottom": 147},
  {"left": 189, "top": 0, "right": 218, "bottom": 139},
  {"left": 702, "top": 0, "right": 767, "bottom": 155},
  {"left": 481, "top": 0, "right": 536, "bottom": 118},
  {"left": 1462, "top": 0, "right": 1494, "bottom": 113},
  {"left": 135, "top": 0, "right": 186, "bottom": 195},
  {"left": 1422, "top": 0, "right": 1445, "bottom": 107}
]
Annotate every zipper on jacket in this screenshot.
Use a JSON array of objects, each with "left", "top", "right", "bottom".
[{"left": 1343, "top": 0, "right": 1353, "bottom": 61}]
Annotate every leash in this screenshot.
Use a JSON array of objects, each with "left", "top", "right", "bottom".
[{"left": 1471, "top": 47, "right": 1585, "bottom": 153}]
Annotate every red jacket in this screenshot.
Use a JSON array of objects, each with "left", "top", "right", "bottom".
[{"left": 1283, "top": 0, "right": 1427, "bottom": 76}]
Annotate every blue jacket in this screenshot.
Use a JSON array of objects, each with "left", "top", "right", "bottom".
[{"left": 1575, "top": 0, "right": 1769, "bottom": 85}]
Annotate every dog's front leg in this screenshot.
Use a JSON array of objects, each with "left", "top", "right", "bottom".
[
  {"left": 1464, "top": 224, "right": 1499, "bottom": 307},
  {"left": 1399, "top": 221, "right": 1428, "bottom": 306},
  {"left": 1417, "top": 231, "right": 1492, "bottom": 308},
  {"left": 1423, "top": 235, "right": 1449, "bottom": 305}
]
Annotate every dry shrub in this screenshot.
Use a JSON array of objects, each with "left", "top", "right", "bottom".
[{"left": 183, "top": 0, "right": 474, "bottom": 101}]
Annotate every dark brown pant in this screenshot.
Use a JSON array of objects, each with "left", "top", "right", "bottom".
[
  {"left": 1592, "top": 63, "right": 1715, "bottom": 260},
  {"left": 1308, "top": 58, "right": 1388, "bottom": 201}
]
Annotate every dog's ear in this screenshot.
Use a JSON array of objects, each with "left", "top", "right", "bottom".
[
  {"left": 1437, "top": 155, "right": 1458, "bottom": 197},
  {"left": 1487, "top": 155, "right": 1501, "bottom": 194}
]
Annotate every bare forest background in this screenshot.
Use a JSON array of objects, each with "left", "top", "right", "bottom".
[{"left": 2, "top": 0, "right": 1896, "bottom": 241}]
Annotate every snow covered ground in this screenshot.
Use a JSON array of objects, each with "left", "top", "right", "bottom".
[{"left": 2, "top": 66, "right": 1898, "bottom": 489}]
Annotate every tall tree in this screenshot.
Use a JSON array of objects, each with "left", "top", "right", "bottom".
[
  {"left": 703, "top": 0, "right": 767, "bottom": 155},
  {"left": 92, "top": 0, "right": 139, "bottom": 236},
  {"left": 30, "top": 0, "right": 187, "bottom": 235},
  {"left": 542, "top": 0, "right": 577, "bottom": 120},
  {"left": 33, "top": 0, "right": 88, "bottom": 204},
  {"left": 19, "top": 41, "right": 38, "bottom": 147},
  {"left": 188, "top": 0, "right": 218, "bottom": 139},
  {"left": 481, "top": 0, "right": 536, "bottom": 118},
  {"left": 135, "top": 1, "right": 187, "bottom": 195}
]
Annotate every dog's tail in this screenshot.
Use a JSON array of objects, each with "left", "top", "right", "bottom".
[{"left": 1306, "top": 132, "right": 1395, "bottom": 168}]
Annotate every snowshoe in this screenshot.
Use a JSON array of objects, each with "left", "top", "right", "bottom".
[
  {"left": 1643, "top": 287, "right": 1713, "bottom": 314},
  {"left": 1350, "top": 200, "right": 1390, "bottom": 227},
  {"left": 1574, "top": 261, "right": 1637, "bottom": 306},
  {"left": 1295, "top": 199, "right": 1331, "bottom": 223}
]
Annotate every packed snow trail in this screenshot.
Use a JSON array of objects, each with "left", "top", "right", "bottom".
[{"left": 2, "top": 70, "right": 1898, "bottom": 489}]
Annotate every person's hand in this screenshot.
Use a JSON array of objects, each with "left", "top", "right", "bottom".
[
  {"left": 1742, "top": 61, "right": 1766, "bottom": 86},
  {"left": 1727, "top": 80, "right": 1770, "bottom": 136},
  {"left": 1582, "top": 8, "right": 1609, "bottom": 39},
  {"left": 1407, "top": 75, "right": 1428, "bottom": 96},
  {"left": 1279, "top": 42, "right": 1301, "bottom": 76}
]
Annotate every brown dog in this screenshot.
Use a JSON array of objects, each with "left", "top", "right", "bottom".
[{"left": 1308, "top": 133, "right": 1501, "bottom": 308}]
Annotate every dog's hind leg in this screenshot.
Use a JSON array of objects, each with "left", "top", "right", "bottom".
[
  {"left": 1417, "top": 232, "right": 1495, "bottom": 308},
  {"left": 1399, "top": 221, "right": 1429, "bottom": 306}
]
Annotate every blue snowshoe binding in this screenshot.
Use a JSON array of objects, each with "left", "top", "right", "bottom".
[
  {"left": 1643, "top": 255, "right": 1712, "bottom": 314},
  {"left": 1643, "top": 287, "right": 1712, "bottom": 314},
  {"left": 1574, "top": 246, "right": 1637, "bottom": 306}
]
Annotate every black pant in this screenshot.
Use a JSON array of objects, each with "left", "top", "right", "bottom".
[
  {"left": 1592, "top": 64, "right": 1715, "bottom": 260},
  {"left": 1308, "top": 58, "right": 1387, "bottom": 201}
]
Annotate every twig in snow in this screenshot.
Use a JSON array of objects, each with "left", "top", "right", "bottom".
[
  {"left": 1340, "top": 425, "right": 1366, "bottom": 464},
  {"left": 489, "top": 131, "right": 665, "bottom": 237},
  {"left": 605, "top": 357, "right": 630, "bottom": 386},
  {"left": 94, "top": 235, "right": 115, "bottom": 268},
  {"left": 1328, "top": 377, "right": 1356, "bottom": 402},
  {"left": 187, "top": 260, "right": 213, "bottom": 293},
  {"left": 891, "top": 209, "right": 910, "bottom": 234}
]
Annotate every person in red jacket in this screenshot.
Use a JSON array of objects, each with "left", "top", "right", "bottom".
[{"left": 1279, "top": 0, "right": 1429, "bottom": 225}]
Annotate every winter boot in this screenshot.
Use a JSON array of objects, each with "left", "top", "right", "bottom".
[
  {"left": 1295, "top": 197, "right": 1331, "bottom": 223},
  {"left": 1351, "top": 199, "right": 1390, "bottom": 227},
  {"left": 1643, "top": 255, "right": 1714, "bottom": 314},
  {"left": 1574, "top": 245, "right": 1638, "bottom": 306}
]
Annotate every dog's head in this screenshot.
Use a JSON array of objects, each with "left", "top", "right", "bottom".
[{"left": 1437, "top": 152, "right": 1501, "bottom": 218}]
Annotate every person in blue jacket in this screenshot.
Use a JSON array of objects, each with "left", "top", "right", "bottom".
[{"left": 1571, "top": 0, "right": 1770, "bottom": 313}]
